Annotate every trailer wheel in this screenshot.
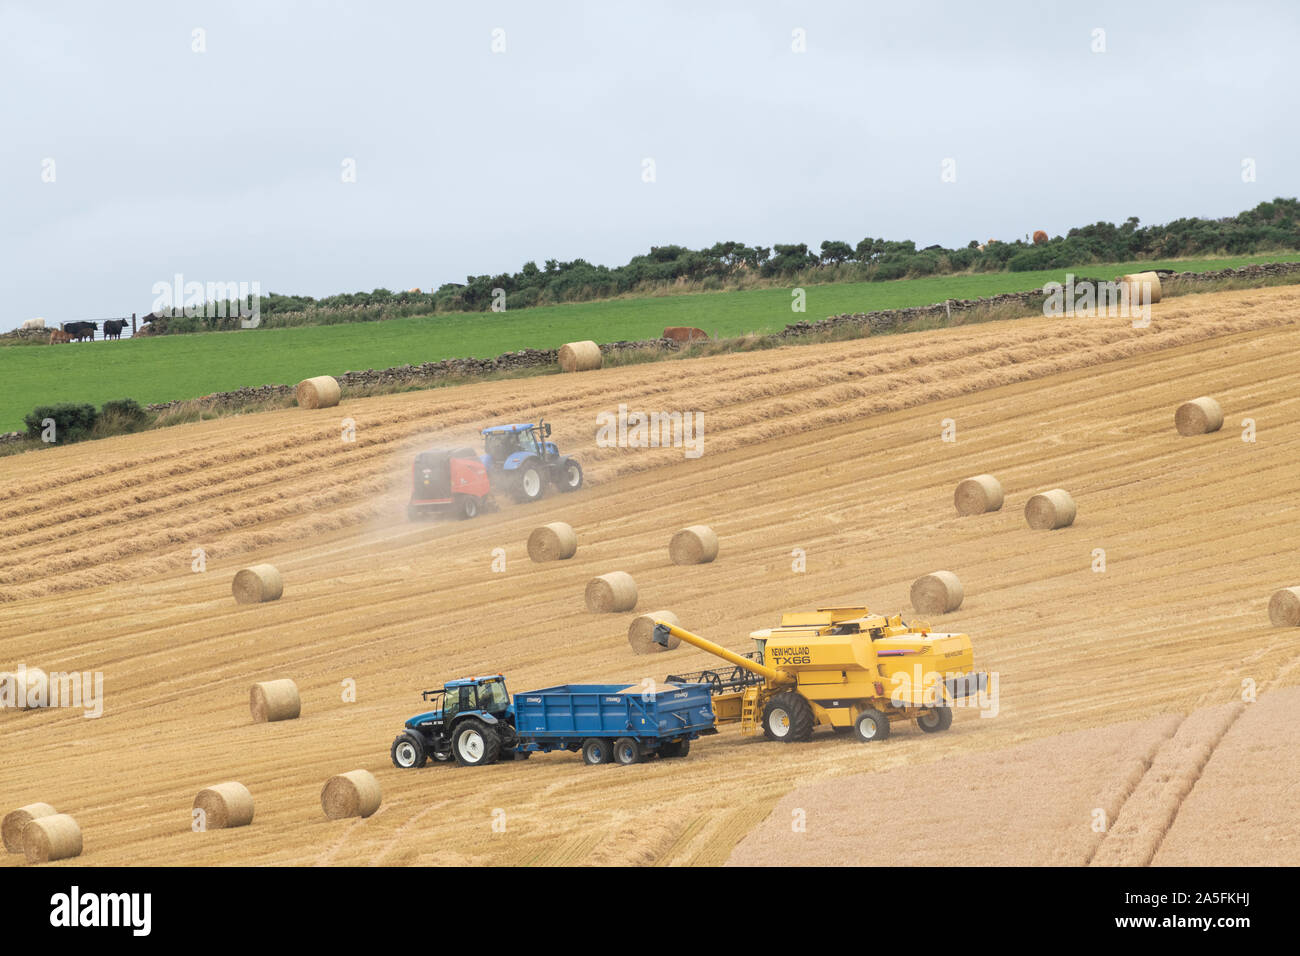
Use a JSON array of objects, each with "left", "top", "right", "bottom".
[
  {"left": 513, "top": 461, "right": 545, "bottom": 503},
  {"left": 613, "top": 737, "right": 642, "bottom": 765},
  {"left": 762, "top": 692, "right": 815, "bottom": 743},
  {"left": 406, "top": 505, "right": 421, "bottom": 522},
  {"left": 660, "top": 738, "right": 691, "bottom": 758},
  {"left": 582, "top": 738, "right": 613, "bottom": 765},
  {"left": 391, "top": 733, "right": 428, "bottom": 769},
  {"left": 917, "top": 706, "right": 953, "bottom": 733},
  {"left": 452, "top": 719, "right": 501, "bottom": 766},
  {"left": 853, "top": 708, "right": 891, "bottom": 742},
  {"left": 558, "top": 458, "right": 583, "bottom": 492},
  {"left": 456, "top": 494, "right": 480, "bottom": 520}
]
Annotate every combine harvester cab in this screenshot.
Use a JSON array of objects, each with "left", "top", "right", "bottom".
[
  {"left": 653, "top": 605, "right": 989, "bottom": 743},
  {"left": 407, "top": 447, "right": 491, "bottom": 521},
  {"left": 480, "top": 420, "right": 583, "bottom": 503},
  {"left": 391, "top": 675, "right": 715, "bottom": 769}
]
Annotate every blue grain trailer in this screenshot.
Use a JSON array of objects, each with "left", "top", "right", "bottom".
[
  {"left": 514, "top": 683, "right": 716, "bottom": 765},
  {"left": 390, "top": 675, "right": 716, "bottom": 768}
]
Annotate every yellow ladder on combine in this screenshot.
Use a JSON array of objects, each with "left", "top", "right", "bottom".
[{"left": 739, "top": 686, "right": 761, "bottom": 735}]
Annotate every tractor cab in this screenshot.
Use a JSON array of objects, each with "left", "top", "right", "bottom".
[
  {"left": 482, "top": 422, "right": 553, "bottom": 464},
  {"left": 407, "top": 675, "right": 513, "bottom": 728}
]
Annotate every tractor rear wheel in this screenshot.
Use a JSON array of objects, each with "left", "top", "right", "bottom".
[
  {"left": 558, "top": 458, "right": 583, "bottom": 492},
  {"left": 391, "top": 733, "right": 428, "bottom": 769},
  {"left": 514, "top": 461, "right": 545, "bottom": 503},
  {"left": 762, "top": 692, "right": 815, "bottom": 743},
  {"left": 582, "top": 738, "right": 613, "bottom": 765},
  {"left": 917, "top": 706, "right": 954, "bottom": 733},
  {"left": 452, "top": 719, "right": 501, "bottom": 766},
  {"left": 613, "top": 737, "right": 642, "bottom": 765},
  {"left": 853, "top": 708, "right": 891, "bottom": 742}
]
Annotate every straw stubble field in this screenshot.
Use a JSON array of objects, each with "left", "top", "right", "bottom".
[{"left": 2, "top": 284, "right": 1299, "bottom": 866}]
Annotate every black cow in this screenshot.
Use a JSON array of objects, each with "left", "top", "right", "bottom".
[
  {"left": 62, "top": 321, "right": 96, "bottom": 341},
  {"left": 103, "top": 319, "right": 127, "bottom": 340}
]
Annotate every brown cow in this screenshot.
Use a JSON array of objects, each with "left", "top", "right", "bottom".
[
  {"left": 662, "top": 326, "right": 709, "bottom": 345},
  {"left": 48, "top": 329, "right": 72, "bottom": 344}
]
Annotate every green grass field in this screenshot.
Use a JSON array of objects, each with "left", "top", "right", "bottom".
[{"left": 1, "top": 252, "right": 1295, "bottom": 432}]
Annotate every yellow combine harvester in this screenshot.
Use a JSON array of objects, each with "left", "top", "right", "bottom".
[{"left": 653, "top": 605, "right": 988, "bottom": 741}]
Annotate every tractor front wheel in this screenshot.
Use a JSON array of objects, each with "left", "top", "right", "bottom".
[
  {"left": 762, "top": 692, "right": 815, "bottom": 743},
  {"left": 452, "top": 719, "right": 501, "bottom": 767},
  {"left": 390, "top": 733, "right": 428, "bottom": 769},
  {"left": 557, "top": 458, "right": 583, "bottom": 492},
  {"left": 917, "top": 706, "right": 954, "bottom": 733},
  {"left": 513, "top": 461, "right": 545, "bottom": 503},
  {"left": 853, "top": 709, "right": 891, "bottom": 742}
]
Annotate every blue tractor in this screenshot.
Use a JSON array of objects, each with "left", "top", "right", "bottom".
[
  {"left": 480, "top": 420, "right": 583, "bottom": 503},
  {"left": 390, "top": 675, "right": 524, "bottom": 768}
]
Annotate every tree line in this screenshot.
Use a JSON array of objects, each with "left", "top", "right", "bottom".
[{"left": 160, "top": 198, "right": 1300, "bottom": 332}]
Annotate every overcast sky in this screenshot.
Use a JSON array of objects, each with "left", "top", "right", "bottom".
[{"left": 2, "top": 0, "right": 1296, "bottom": 329}]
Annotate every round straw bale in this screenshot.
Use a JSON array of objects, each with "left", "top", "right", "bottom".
[
  {"left": 1174, "top": 397, "right": 1223, "bottom": 436},
  {"left": 321, "top": 770, "right": 382, "bottom": 820},
  {"left": 249, "top": 679, "right": 301, "bottom": 723},
  {"left": 558, "top": 340, "right": 602, "bottom": 372},
  {"left": 193, "top": 782, "right": 254, "bottom": 829},
  {"left": 295, "top": 375, "right": 341, "bottom": 409},
  {"left": 669, "top": 525, "right": 718, "bottom": 565},
  {"left": 954, "top": 474, "right": 1004, "bottom": 516},
  {"left": 628, "top": 610, "right": 681, "bottom": 654},
  {"left": 22, "top": 813, "right": 82, "bottom": 863},
  {"left": 911, "top": 571, "right": 964, "bottom": 615},
  {"left": 1119, "top": 271, "right": 1162, "bottom": 304},
  {"left": 585, "top": 572, "right": 638, "bottom": 613},
  {"left": 1025, "top": 489, "right": 1077, "bottom": 530},
  {"left": 233, "top": 564, "right": 283, "bottom": 604},
  {"left": 527, "top": 522, "right": 577, "bottom": 562},
  {"left": 1268, "top": 587, "right": 1300, "bottom": 627},
  {"left": 3, "top": 803, "right": 56, "bottom": 854}
]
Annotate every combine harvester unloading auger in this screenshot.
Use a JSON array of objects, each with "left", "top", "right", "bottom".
[{"left": 654, "top": 605, "right": 989, "bottom": 742}]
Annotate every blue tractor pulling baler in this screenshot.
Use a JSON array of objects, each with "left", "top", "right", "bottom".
[
  {"left": 480, "top": 420, "right": 583, "bottom": 503},
  {"left": 390, "top": 674, "right": 716, "bottom": 768}
]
